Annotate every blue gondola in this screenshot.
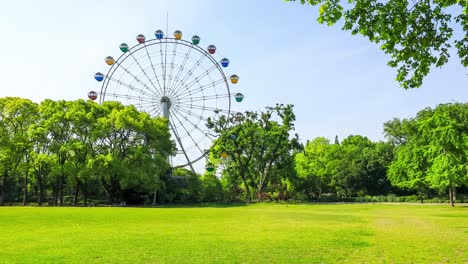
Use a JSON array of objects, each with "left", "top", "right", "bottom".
[
  {"left": 155, "top": 30, "right": 164, "bottom": 39},
  {"left": 94, "top": 72, "right": 104, "bottom": 82},
  {"left": 220, "top": 58, "right": 229, "bottom": 67}
]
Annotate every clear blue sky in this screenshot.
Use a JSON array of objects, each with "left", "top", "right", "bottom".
[{"left": 0, "top": 0, "right": 466, "bottom": 144}]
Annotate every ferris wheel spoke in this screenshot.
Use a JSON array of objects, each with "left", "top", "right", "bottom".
[
  {"left": 167, "top": 45, "right": 193, "bottom": 95},
  {"left": 134, "top": 104, "right": 160, "bottom": 115},
  {"left": 171, "top": 107, "right": 214, "bottom": 141},
  {"left": 171, "top": 104, "right": 209, "bottom": 123},
  {"left": 107, "top": 77, "right": 156, "bottom": 99},
  {"left": 130, "top": 99, "right": 161, "bottom": 110},
  {"left": 172, "top": 64, "right": 219, "bottom": 98},
  {"left": 174, "top": 103, "right": 229, "bottom": 114},
  {"left": 148, "top": 107, "right": 162, "bottom": 117},
  {"left": 132, "top": 100, "right": 161, "bottom": 108},
  {"left": 103, "top": 92, "right": 159, "bottom": 103},
  {"left": 129, "top": 52, "right": 162, "bottom": 97},
  {"left": 163, "top": 37, "right": 170, "bottom": 95},
  {"left": 112, "top": 63, "right": 157, "bottom": 97},
  {"left": 144, "top": 45, "right": 165, "bottom": 96},
  {"left": 170, "top": 109, "right": 205, "bottom": 155},
  {"left": 176, "top": 93, "right": 231, "bottom": 104},
  {"left": 169, "top": 53, "right": 207, "bottom": 97},
  {"left": 157, "top": 39, "right": 167, "bottom": 94},
  {"left": 165, "top": 41, "right": 178, "bottom": 93},
  {"left": 169, "top": 119, "right": 195, "bottom": 171},
  {"left": 175, "top": 78, "right": 227, "bottom": 100}
]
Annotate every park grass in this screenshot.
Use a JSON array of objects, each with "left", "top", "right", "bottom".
[{"left": 0, "top": 203, "right": 466, "bottom": 263}]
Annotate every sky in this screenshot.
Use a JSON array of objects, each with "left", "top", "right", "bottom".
[{"left": 0, "top": 0, "right": 466, "bottom": 146}]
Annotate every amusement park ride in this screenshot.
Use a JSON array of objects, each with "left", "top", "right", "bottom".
[{"left": 89, "top": 29, "right": 244, "bottom": 173}]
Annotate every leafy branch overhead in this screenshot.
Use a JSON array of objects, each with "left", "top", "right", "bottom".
[{"left": 287, "top": 0, "right": 468, "bottom": 89}]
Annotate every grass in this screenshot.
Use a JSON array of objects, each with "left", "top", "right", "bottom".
[{"left": 0, "top": 203, "right": 466, "bottom": 263}]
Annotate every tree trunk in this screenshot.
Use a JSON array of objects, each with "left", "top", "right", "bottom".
[
  {"left": 0, "top": 179, "right": 4, "bottom": 206},
  {"left": 0, "top": 173, "right": 7, "bottom": 206},
  {"left": 23, "top": 169, "right": 29, "bottom": 205},
  {"left": 240, "top": 176, "right": 251, "bottom": 203},
  {"left": 449, "top": 184, "right": 455, "bottom": 207},
  {"left": 52, "top": 177, "right": 59, "bottom": 206},
  {"left": 59, "top": 173, "right": 65, "bottom": 206},
  {"left": 82, "top": 181, "right": 88, "bottom": 206},
  {"left": 152, "top": 188, "right": 157, "bottom": 205},
  {"left": 101, "top": 177, "right": 113, "bottom": 204},
  {"left": 73, "top": 180, "right": 80, "bottom": 206},
  {"left": 257, "top": 182, "right": 264, "bottom": 202},
  {"left": 38, "top": 178, "right": 44, "bottom": 206}
]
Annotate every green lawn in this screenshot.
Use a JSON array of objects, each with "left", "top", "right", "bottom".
[{"left": 0, "top": 203, "right": 466, "bottom": 263}]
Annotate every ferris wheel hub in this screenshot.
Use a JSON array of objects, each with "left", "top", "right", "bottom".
[
  {"left": 160, "top": 96, "right": 171, "bottom": 106},
  {"left": 160, "top": 96, "right": 171, "bottom": 118}
]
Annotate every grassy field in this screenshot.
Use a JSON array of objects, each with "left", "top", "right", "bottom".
[{"left": 0, "top": 203, "right": 466, "bottom": 263}]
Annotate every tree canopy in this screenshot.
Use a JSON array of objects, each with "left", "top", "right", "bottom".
[
  {"left": 385, "top": 102, "right": 468, "bottom": 206},
  {"left": 0, "top": 98, "right": 173, "bottom": 206},
  {"left": 207, "top": 104, "right": 300, "bottom": 202},
  {"left": 0, "top": 98, "right": 466, "bottom": 206},
  {"left": 287, "top": 0, "right": 467, "bottom": 89}
]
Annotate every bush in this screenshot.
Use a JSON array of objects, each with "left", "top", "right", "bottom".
[{"left": 201, "top": 173, "right": 223, "bottom": 202}]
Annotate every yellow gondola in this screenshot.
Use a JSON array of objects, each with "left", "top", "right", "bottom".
[
  {"left": 230, "top": 74, "right": 239, "bottom": 84},
  {"left": 174, "top": 30, "right": 182, "bottom": 40},
  {"left": 105, "top": 56, "right": 115, "bottom": 66}
]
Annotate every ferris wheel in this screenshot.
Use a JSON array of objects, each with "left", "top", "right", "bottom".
[{"left": 89, "top": 29, "right": 244, "bottom": 172}]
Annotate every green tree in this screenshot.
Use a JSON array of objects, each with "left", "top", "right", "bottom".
[
  {"left": 386, "top": 103, "right": 468, "bottom": 206},
  {"left": 208, "top": 104, "right": 299, "bottom": 202},
  {"left": 362, "top": 141, "right": 394, "bottom": 195},
  {"left": 388, "top": 140, "right": 430, "bottom": 202},
  {"left": 287, "top": 0, "right": 467, "bottom": 89},
  {"left": 331, "top": 135, "right": 373, "bottom": 197},
  {"left": 0, "top": 97, "right": 37, "bottom": 205},
  {"left": 66, "top": 100, "right": 101, "bottom": 205},
  {"left": 208, "top": 112, "right": 259, "bottom": 202},
  {"left": 167, "top": 168, "right": 203, "bottom": 203},
  {"left": 420, "top": 103, "right": 468, "bottom": 206},
  {"left": 92, "top": 102, "right": 172, "bottom": 204},
  {"left": 295, "top": 137, "right": 333, "bottom": 199},
  {"left": 36, "top": 100, "right": 74, "bottom": 205},
  {"left": 200, "top": 172, "right": 223, "bottom": 202}
]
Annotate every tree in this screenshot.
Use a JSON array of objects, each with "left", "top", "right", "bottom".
[
  {"left": 92, "top": 102, "right": 172, "bottom": 204},
  {"left": 200, "top": 172, "right": 223, "bottom": 202},
  {"left": 361, "top": 141, "right": 394, "bottom": 195},
  {"left": 36, "top": 100, "right": 74, "bottom": 205},
  {"left": 388, "top": 139, "right": 431, "bottom": 202},
  {"left": 419, "top": 103, "right": 468, "bottom": 206},
  {"left": 66, "top": 100, "right": 101, "bottom": 205},
  {"left": 329, "top": 135, "right": 373, "bottom": 197},
  {"left": 286, "top": 0, "right": 467, "bottom": 89},
  {"left": 385, "top": 117, "right": 430, "bottom": 201},
  {"left": 208, "top": 104, "right": 299, "bottom": 202},
  {"left": 386, "top": 103, "right": 468, "bottom": 206},
  {"left": 295, "top": 137, "right": 333, "bottom": 199},
  {"left": 0, "top": 98, "right": 37, "bottom": 205},
  {"left": 167, "top": 168, "right": 203, "bottom": 203}
]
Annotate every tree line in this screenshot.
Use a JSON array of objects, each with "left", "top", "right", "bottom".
[
  {"left": 0, "top": 97, "right": 466, "bottom": 206},
  {"left": 0, "top": 97, "right": 173, "bottom": 206},
  {"left": 209, "top": 102, "right": 467, "bottom": 206}
]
